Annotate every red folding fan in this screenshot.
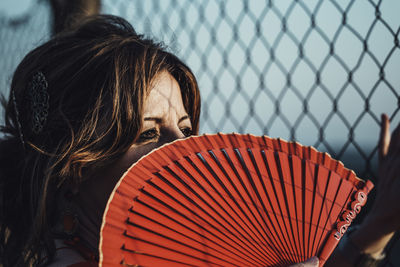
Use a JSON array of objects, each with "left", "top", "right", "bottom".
[{"left": 99, "top": 133, "right": 373, "bottom": 267}]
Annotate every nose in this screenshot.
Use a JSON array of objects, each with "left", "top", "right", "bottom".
[{"left": 159, "top": 127, "right": 185, "bottom": 145}]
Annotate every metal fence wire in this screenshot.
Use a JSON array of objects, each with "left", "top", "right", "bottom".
[{"left": 0, "top": 0, "right": 400, "bottom": 266}]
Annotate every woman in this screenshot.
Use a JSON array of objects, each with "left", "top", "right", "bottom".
[
  {"left": 0, "top": 15, "right": 200, "bottom": 266},
  {"left": 0, "top": 15, "right": 398, "bottom": 267}
]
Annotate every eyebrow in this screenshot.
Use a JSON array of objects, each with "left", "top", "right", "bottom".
[
  {"left": 143, "top": 115, "right": 190, "bottom": 124},
  {"left": 178, "top": 115, "right": 190, "bottom": 123},
  {"left": 143, "top": 117, "right": 162, "bottom": 123}
]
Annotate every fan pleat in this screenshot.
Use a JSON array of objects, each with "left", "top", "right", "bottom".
[
  {"left": 183, "top": 156, "right": 278, "bottom": 265},
  {"left": 247, "top": 149, "right": 297, "bottom": 264},
  {"left": 184, "top": 154, "right": 274, "bottom": 262},
  {"left": 125, "top": 192, "right": 241, "bottom": 264},
  {"left": 317, "top": 176, "right": 353, "bottom": 260},
  {"left": 220, "top": 149, "right": 284, "bottom": 258},
  {"left": 121, "top": 252, "right": 198, "bottom": 267},
  {"left": 275, "top": 151, "right": 303, "bottom": 262},
  {"left": 313, "top": 171, "right": 337, "bottom": 256},
  {"left": 133, "top": 195, "right": 265, "bottom": 266},
  {"left": 122, "top": 230, "right": 225, "bottom": 267},
  {"left": 155, "top": 168, "right": 274, "bottom": 265},
  {"left": 144, "top": 170, "right": 274, "bottom": 265},
  {"left": 309, "top": 166, "right": 330, "bottom": 257},
  {"left": 248, "top": 153, "right": 297, "bottom": 264},
  {"left": 129, "top": 199, "right": 260, "bottom": 266},
  {"left": 260, "top": 149, "right": 300, "bottom": 263},
  {"left": 274, "top": 152, "right": 302, "bottom": 263},
  {"left": 168, "top": 160, "right": 269, "bottom": 264},
  {"left": 304, "top": 159, "right": 316, "bottom": 259},
  {"left": 124, "top": 215, "right": 242, "bottom": 267},
  {"left": 234, "top": 148, "right": 295, "bottom": 265},
  {"left": 207, "top": 150, "right": 285, "bottom": 260},
  {"left": 100, "top": 134, "right": 373, "bottom": 267},
  {"left": 287, "top": 153, "right": 304, "bottom": 262}
]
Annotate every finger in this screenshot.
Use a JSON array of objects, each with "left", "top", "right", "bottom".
[{"left": 379, "top": 114, "right": 390, "bottom": 163}]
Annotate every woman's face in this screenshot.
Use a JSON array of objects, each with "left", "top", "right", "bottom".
[
  {"left": 75, "top": 71, "right": 193, "bottom": 243},
  {"left": 117, "top": 70, "right": 193, "bottom": 170}
]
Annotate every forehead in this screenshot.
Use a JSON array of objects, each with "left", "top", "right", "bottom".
[{"left": 143, "top": 71, "right": 186, "bottom": 117}]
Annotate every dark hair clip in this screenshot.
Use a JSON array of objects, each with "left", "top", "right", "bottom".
[{"left": 29, "top": 71, "right": 49, "bottom": 134}]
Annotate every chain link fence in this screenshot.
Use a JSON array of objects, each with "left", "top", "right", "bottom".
[{"left": 1, "top": 0, "right": 400, "bottom": 265}]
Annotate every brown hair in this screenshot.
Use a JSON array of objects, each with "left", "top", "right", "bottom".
[{"left": 0, "top": 15, "right": 200, "bottom": 266}]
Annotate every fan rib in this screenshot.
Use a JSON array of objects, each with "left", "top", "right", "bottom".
[
  {"left": 194, "top": 152, "right": 280, "bottom": 264},
  {"left": 236, "top": 148, "right": 301, "bottom": 264},
  {"left": 128, "top": 206, "right": 258, "bottom": 266},
  {"left": 248, "top": 149, "right": 303, "bottom": 264},
  {"left": 132, "top": 198, "right": 263, "bottom": 266},
  {"left": 152, "top": 166, "right": 280, "bottom": 265},
  {"left": 207, "top": 149, "right": 290, "bottom": 264},
  {"left": 273, "top": 151, "right": 303, "bottom": 263},
  {"left": 288, "top": 154, "right": 304, "bottom": 262},
  {"left": 174, "top": 158, "right": 272, "bottom": 264},
  {"left": 136, "top": 188, "right": 271, "bottom": 266},
  {"left": 232, "top": 148, "right": 293, "bottom": 265},
  {"left": 260, "top": 149, "right": 301, "bottom": 264},
  {"left": 160, "top": 165, "right": 272, "bottom": 266},
  {"left": 301, "top": 157, "right": 307, "bottom": 260},
  {"left": 315, "top": 178, "right": 353, "bottom": 261},
  {"left": 260, "top": 149, "right": 301, "bottom": 263},
  {"left": 145, "top": 177, "right": 273, "bottom": 263},
  {"left": 199, "top": 151, "right": 271, "bottom": 244},
  {"left": 125, "top": 216, "right": 246, "bottom": 266},
  {"left": 314, "top": 172, "right": 343, "bottom": 255},
  {"left": 120, "top": 249, "right": 198, "bottom": 267},
  {"left": 305, "top": 160, "right": 319, "bottom": 259},
  {"left": 186, "top": 154, "right": 274, "bottom": 263},
  {"left": 309, "top": 165, "right": 330, "bottom": 257},
  {"left": 217, "top": 148, "right": 292, "bottom": 265},
  {"left": 122, "top": 232, "right": 224, "bottom": 267}
]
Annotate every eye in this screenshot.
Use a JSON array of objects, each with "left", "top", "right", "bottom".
[
  {"left": 138, "top": 128, "right": 159, "bottom": 142},
  {"left": 180, "top": 127, "right": 192, "bottom": 137}
]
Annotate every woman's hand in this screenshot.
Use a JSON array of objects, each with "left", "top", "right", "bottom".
[
  {"left": 288, "top": 257, "right": 319, "bottom": 267},
  {"left": 371, "top": 113, "right": 400, "bottom": 231},
  {"left": 350, "top": 113, "right": 400, "bottom": 256}
]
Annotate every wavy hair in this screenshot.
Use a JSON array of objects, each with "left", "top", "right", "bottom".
[{"left": 0, "top": 15, "right": 200, "bottom": 266}]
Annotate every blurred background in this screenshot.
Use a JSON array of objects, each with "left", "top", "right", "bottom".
[{"left": 0, "top": 0, "right": 399, "bottom": 265}]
